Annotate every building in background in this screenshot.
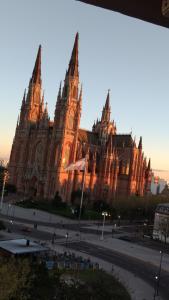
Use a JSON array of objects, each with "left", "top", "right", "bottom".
[
  {"left": 153, "top": 203, "right": 169, "bottom": 244},
  {"left": 151, "top": 173, "right": 168, "bottom": 195},
  {"left": 8, "top": 34, "right": 152, "bottom": 203}
]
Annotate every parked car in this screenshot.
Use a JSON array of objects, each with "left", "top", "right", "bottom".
[{"left": 21, "top": 226, "right": 32, "bottom": 233}]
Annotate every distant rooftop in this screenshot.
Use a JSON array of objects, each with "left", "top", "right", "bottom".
[{"left": 0, "top": 239, "right": 48, "bottom": 255}]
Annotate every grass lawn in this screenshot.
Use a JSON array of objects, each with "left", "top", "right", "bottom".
[{"left": 60, "top": 269, "right": 131, "bottom": 300}]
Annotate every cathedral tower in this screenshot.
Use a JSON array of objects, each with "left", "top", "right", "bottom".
[
  {"left": 8, "top": 46, "right": 44, "bottom": 191},
  {"left": 25, "top": 45, "right": 42, "bottom": 123},
  {"left": 45, "top": 33, "right": 82, "bottom": 200}
]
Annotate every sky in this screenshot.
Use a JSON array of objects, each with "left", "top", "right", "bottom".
[{"left": 0, "top": 0, "right": 169, "bottom": 182}]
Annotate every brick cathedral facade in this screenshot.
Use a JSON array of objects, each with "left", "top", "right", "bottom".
[{"left": 8, "top": 34, "right": 152, "bottom": 203}]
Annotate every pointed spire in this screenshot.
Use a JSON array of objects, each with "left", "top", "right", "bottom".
[
  {"left": 101, "top": 90, "right": 111, "bottom": 123},
  {"left": 92, "top": 120, "right": 96, "bottom": 132},
  {"left": 67, "top": 33, "right": 79, "bottom": 78},
  {"left": 32, "top": 45, "right": 41, "bottom": 84},
  {"left": 147, "top": 158, "right": 151, "bottom": 170},
  {"left": 17, "top": 114, "right": 20, "bottom": 127},
  {"left": 79, "top": 84, "right": 82, "bottom": 101},
  {"left": 56, "top": 81, "right": 62, "bottom": 102},
  {"left": 22, "top": 89, "right": 26, "bottom": 105},
  {"left": 44, "top": 102, "right": 48, "bottom": 113},
  {"left": 42, "top": 90, "right": 45, "bottom": 105},
  {"left": 138, "top": 136, "right": 142, "bottom": 149},
  {"left": 105, "top": 89, "right": 110, "bottom": 110},
  {"left": 58, "top": 81, "right": 62, "bottom": 97},
  {"left": 43, "top": 101, "right": 49, "bottom": 121},
  {"left": 40, "top": 90, "right": 45, "bottom": 117}
]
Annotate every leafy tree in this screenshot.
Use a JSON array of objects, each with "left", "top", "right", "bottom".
[
  {"left": 0, "top": 258, "right": 31, "bottom": 300},
  {"left": 0, "top": 220, "right": 5, "bottom": 230}
]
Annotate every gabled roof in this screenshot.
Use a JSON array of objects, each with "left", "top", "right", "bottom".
[
  {"left": 78, "top": 129, "right": 133, "bottom": 148},
  {"left": 112, "top": 134, "right": 133, "bottom": 148},
  {"left": 78, "top": 128, "right": 99, "bottom": 145}
]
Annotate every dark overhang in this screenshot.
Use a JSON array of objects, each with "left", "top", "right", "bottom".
[{"left": 77, "top": 0, "right": 169, "bottom": 29}]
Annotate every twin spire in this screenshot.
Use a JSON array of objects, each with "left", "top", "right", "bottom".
[
  {"left": 67, "top": 32, "right": 79, "bottom": 78},
  {"left": 29, "top": 32, "right": 79, "bottom": 92},
  {"left": 105, "top": 89, "right": 110, "bottom": 110},
  {"left": 32, "top": 45, "right": 42, "bottom": 85}
]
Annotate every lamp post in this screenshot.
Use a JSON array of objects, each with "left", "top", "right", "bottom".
[
  {"left": 118, "top": 215, "right": 121, "bottom": 227},
  {"left": 154, "top": 275, "right": 159, "bottom": 300},
  {"left": 0, "top": 170, "right": 8, "bottom": 211},
  {"left": 157, "top": 250, "right": 163, "bottom": 296},
  {"left": 154, "top": 250, "right": 163, "bottom": 299},
  {"left": 101, "top": 211, "right": 108, "bottom": 240},
  {"left": 65, "top": 232, "right": 69, "bottom": 248},
  {"left": 7, "top": 204, "right": 11, "bottom": 217}
]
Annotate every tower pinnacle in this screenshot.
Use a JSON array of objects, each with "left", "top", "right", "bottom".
[
  {"left": 101, "top": 90, "right": 111, "bottom": 123},
  {"left": 105, "top": 89, "right": 110, "bottom": 110},
  {"left": 138, "top": 136, "right": 142, "bottom": 149},
  {"left": 32, "top": 45, "right": 41, "bottom": 84},
  {"left": 147, "top": 158, "right": 151, "bottom": 170},
  {"left": 67, "top": 33, "right": 79, "bottom": 78}
]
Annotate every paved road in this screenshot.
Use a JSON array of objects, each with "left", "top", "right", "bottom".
[
  {"left": 66, "top": 241, "right": 169, "bottom": 300},
  {"left": 0, "top": 214, "right": 111, "bottom": 235},
  {"left": 3, "top": 221, "right": 61, "bottom": 241}
]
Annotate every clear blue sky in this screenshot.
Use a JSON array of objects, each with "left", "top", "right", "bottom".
[{"left": 0, "top": 0, "right": 169, "bottom": 181}]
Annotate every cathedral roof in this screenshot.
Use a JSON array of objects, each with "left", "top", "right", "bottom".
[
  {"left": 78, "top": 129, "right": 133, "bottom": 148},
  {"left": 112, "top": 134, "right": 133, "bottom": 148},
  {"left": 78, "top": 128, "right": 99, "bottom": 145}
]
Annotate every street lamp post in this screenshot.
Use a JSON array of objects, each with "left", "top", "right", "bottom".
[
  {"left": 154, "top": 250, "right": 163, "bottom": 299},
  {"left": 118, "top": 215, "right": 121, "bottom": 227},
  {"left": 101, "top": 211, "right": 108, "bottom": 240},
  {"left": 7, "top": 204, "right": 11, "bottom": 217},
  {"left": 154, "top": 275, "right": 159, "bottom": 300},
  {"left": 0, "top": 170, "right": 8, "bottom": 211},
  {"left": 65, "top": 232, "right": 69, "bottom": 247},
  {"left": 157, "top": 251, "right": 163, "bottom": 296}
]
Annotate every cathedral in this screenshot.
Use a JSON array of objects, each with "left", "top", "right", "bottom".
[{"left": 8, "top": 33, "right": 152, "bottom": 203}]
